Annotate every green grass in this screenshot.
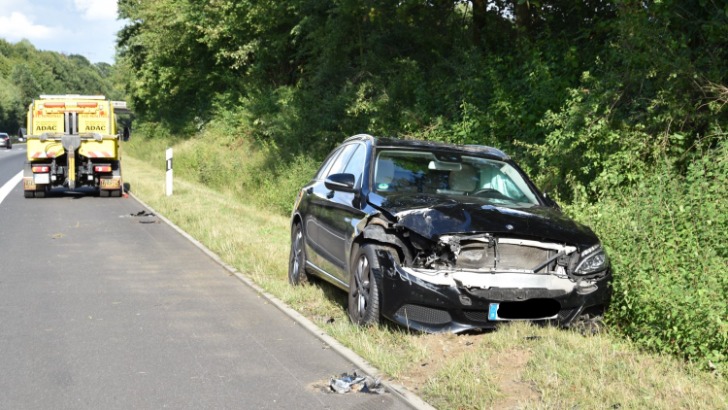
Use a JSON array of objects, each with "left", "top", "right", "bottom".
[{"left": 122, "top": 152, "right": 728, "bottom": 409}]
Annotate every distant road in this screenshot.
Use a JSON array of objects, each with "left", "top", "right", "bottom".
[{"left": 0, "top": 147, "right": 412, "bottom": 409}]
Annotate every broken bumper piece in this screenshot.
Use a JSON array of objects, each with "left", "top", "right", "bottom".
[{"left": 374, "top": 249, "right": 611, "bottom": 333}]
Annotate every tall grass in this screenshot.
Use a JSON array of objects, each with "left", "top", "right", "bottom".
[{"left": 124, "top": 119, "right": 320, "bottom": 216}]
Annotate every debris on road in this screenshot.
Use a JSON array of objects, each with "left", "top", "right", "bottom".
[
  {"left": 121, "top": 210, "right": 159, "bottom": 224},
  {"left": 131, "top": 210, "right": 155, "bottom": 217},
  {"left": 329, "top": 371, "right": 385, "bottom": 395}
]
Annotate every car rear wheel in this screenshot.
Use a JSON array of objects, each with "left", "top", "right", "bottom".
[
  {"left": 288, "top": 223, "right": 309, "bottom": 285},
  {"left": 348, "top": 245, "right": 381, "bottom": 326}
]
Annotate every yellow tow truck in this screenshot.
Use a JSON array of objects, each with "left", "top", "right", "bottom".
[{"left": 22, "top": 95, "right": 130, "bottom": 198}]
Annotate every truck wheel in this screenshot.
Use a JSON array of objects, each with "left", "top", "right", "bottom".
[
  {"left": 35, "top": 190, "right": 45, "bottom": 198},
  {"left": 110, "top": 189, "right": 121, "bottom": 197},
  {"left": 100, "top": 189, "right": 109, "bottom": 197},
  {"left": 24, "top": 191, "right": 34, "bottom": 198},
  {"left": 347, "top": 244, "right": 382, "bottom": 326}
]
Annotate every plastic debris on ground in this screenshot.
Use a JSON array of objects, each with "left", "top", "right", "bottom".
[
  {"left": 125, "top": 210, "right": 159, "bottom": 224},
  {"left": 329, "top": 370, "right": 386, "bottom": 395},
  {"left": 131, "top": 210, "right": 155, "bottom": 217}
]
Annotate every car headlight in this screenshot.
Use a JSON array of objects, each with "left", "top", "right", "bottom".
[{"left": 575, "top": 245, "right": 609, "bottom": 275}]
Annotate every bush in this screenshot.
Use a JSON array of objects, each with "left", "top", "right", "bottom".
[{"left": 566, "top": 141, "right": 728, "bottom": 374}]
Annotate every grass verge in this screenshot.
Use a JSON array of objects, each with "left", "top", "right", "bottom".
[{"left": 123, "top": 154, "right": 728, "bottom": 409}]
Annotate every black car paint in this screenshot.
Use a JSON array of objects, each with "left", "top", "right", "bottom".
[
  {"left": 369, "top": 193, "right": 599, "bottom": 248},
  {"left": 291, "top": 134, "right": 611, "bottom": 332}
]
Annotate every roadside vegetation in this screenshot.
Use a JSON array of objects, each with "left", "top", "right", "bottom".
[
  {"left": 121, "top": 151, "right": 728, "bottom": 408},
  {"left": 0, "top": 39, "right": 124, "bottom": 133}
]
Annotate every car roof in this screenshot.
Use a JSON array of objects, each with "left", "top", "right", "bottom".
[{"left": 343, "top": 134, "right": 510, "bottom": 161}]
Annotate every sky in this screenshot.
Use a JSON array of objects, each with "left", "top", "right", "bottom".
[{"left": 0, "top": 0, "right": 125, "bottom": 64}]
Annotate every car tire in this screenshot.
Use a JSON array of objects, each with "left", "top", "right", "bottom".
[
  {"left": 288, "top": 223, "right": 309, "bottom": 285},
  {"left": 348, "top": 244, "right": 382, "bottom": 326}
]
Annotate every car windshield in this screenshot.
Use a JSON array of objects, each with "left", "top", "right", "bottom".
[{"left": 373, "top": 149, "right": 540, "bottom": 207}]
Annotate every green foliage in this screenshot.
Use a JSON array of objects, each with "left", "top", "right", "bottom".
[
  {"left": 0, "top": 77, "right": 23, "bottom": 131},
  {"left": 0, "top": 38, "right": 118, "bottom": 132},
  {"left": 566, "top": 142, "right": 728, "bottom": 374},
  {"left": 125, "top": 112, "right": 320, "bottom": 216}
]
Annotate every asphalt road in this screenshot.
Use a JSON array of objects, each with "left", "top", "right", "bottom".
[{"left": 0, "top": 145, "right": 413, "bottom": 409}]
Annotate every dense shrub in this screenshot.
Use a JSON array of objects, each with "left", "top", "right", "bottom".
[{"left": 566, "top": 142, "right": 728, "bottom": 374}]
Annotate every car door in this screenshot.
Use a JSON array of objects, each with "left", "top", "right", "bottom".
[
  {"left": 320, "top": 143, "right": 368, "bottom": 277},
  {"left": 303, "top": 143, "right": 358, "bottom": 283},
  {"left": 309, "top": 142, "right": 368, "bottom": 285}
]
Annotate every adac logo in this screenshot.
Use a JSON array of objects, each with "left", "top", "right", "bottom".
[
  {"left": 85, "top": 125, "right": 106, "bottom": 131},
  {"left": 35, "top": 125, "right": 57, "bottom": 131}
]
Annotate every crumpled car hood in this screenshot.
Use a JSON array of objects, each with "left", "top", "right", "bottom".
[{"left": 369, "top": 193, "right": 598, "bottom": 248}]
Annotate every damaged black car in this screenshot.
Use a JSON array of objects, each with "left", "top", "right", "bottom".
[{"left": 289, "top": 135, "right": 611, "bottom": 333}]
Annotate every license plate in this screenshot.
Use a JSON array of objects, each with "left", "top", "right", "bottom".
[
  {"left": 488, "top": 303, "right": 499, "bottom": 321},
  {"left": 100, "top": 178, "right": 120, "bottom": 189},
  {"left": 34, "top": 173, "right": 50, "bottom": 184}
]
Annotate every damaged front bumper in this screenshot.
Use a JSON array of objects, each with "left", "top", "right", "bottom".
[{"left": 373, "top": 249, "right": 611, "bottom": 333}]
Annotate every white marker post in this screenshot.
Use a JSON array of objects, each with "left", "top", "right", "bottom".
[{"left": 165, "top": 148, "right": 173, "bottom": 196}]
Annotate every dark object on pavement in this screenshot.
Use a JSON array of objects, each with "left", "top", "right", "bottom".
[{"left": 329, "top": 371, "right": 385, "bottom": 394}]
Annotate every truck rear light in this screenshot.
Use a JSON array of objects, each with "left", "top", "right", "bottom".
[
  {"left": 43, "top": 102, "right": 65, "bottom": 108},
  {"left": 77, "top": 102, "right": 98, "bottom": 108},
  {"left": 94, "top": 165, "right": 112, "bottom": 172},
  {"left": 32, "top": 166, "right": 50, "bottom": 173}
]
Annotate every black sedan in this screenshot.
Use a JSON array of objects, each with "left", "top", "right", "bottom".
[
  {"left": 289, "top": 135, "right": 611, "bottom": 333},
  {"left": 0, "top": 132, "right": 11, "bottom": 149}
]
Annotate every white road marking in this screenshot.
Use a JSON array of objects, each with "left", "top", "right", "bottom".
[{"left": 0, "top": 171, "right": 23, "bottom": 205}]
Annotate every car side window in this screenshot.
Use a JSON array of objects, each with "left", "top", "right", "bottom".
[
  {"left": 315, "top": 147, "right": 344, "bottom": 180},
  {"left": 342, "top": 144, "right": 366, "bottom": 187},
  {"left": 326, "top": 144, "right": 358, "bottom": 178}
]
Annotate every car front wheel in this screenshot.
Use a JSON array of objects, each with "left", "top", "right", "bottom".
[
  {"left": 288, "top": 223, "right": 309, "bottom": 285},
  {"left": 348, "top": 245, "right": 381, "bottom": 326}
]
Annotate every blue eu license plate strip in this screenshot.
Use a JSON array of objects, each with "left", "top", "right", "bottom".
[{"left": 488, "top": 303, "right": 499, "bottom": 321}]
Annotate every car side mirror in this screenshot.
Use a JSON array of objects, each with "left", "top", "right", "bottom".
[{"left": 325, "top": 173, "right": 356, "bottom": 193}]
